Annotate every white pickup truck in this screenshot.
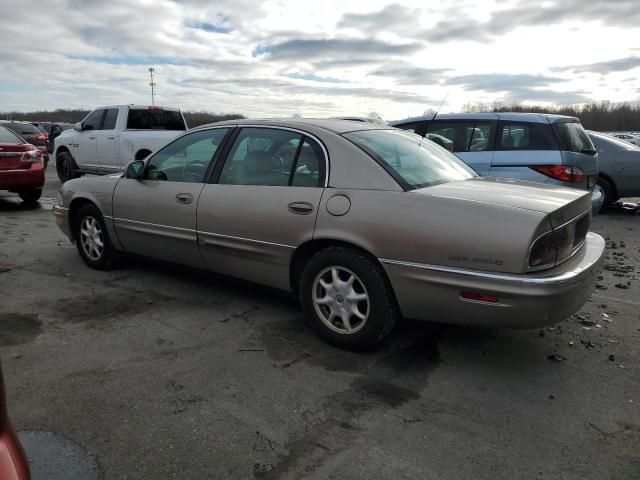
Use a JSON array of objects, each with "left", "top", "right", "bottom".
[{"left": 54, "top": 105, "right": 187, "bottom": 182}]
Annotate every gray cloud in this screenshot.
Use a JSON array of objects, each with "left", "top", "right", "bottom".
[
  {"left": 447, "top": 73, "right": 565, "bottom": 92},
  {"left": 551, "top": 56, "right": 640, "bottom": 74},
  {"left": 369, "top": 63, "right": 451, "bottom": 85},
  {"left": 254, "top": 38, "right": 423, "bottom": 62},
  {"left": 338, "top": 4, "right": 421, "bottom": 32},
  {"left": 422, "top": 0, "right": 640, "bottom": 43}
]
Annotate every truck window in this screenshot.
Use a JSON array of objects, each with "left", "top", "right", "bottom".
[
  {"left": 126, "top": 109, "right": 186, "bottom": 131},
  {"left": 102, "top": 109, "right": 119, "bottom": 130}
]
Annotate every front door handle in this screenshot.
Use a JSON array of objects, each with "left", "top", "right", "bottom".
[
  {"left": 288, "top": 201, "right": 314, "bottom": 215},
  {"left": 88, "top": 136, "right": 96, "bottom": 140},
  {"left": 175, "top": 193, "right": 193, "bottom": 204}
]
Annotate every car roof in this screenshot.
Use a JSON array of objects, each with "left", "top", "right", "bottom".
[
  {"left": 390, "top": 112, "right": 579, "bottom": 125},
  {"left": 195, "top": 118, "right": 393, "bottom": 134},
  {"left": 89, "top": 105, "right": 182, "bottom": 112}
]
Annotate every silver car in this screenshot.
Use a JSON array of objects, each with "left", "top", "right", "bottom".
[
  {"left": 589, "top": 131, "right": 640, "bottom": 207},
  {"left": 53, "top": 119, "right": 605, "bottom": 350}
]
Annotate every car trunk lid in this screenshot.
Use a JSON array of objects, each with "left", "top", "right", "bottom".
[
  {"left": 415, "top": 177, "right": 591, "bottom": 228},
  {"left": 0, "top": 143, "right": 33, "bottom": 170}
]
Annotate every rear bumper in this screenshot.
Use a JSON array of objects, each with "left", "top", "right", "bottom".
[
  {"left": 381, "top": 232, "right": 605, "bottom": 328},
  {"left": 0, "top": 163, "right": 45, "bottom": 190}
]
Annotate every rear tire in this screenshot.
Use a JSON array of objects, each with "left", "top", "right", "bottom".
[
  {"left": 18, "top": 188, "right": 42, "bottom": 204},
  {"left": 596, "top": 177, "right": 616, "bottom": 209},
  {"left": 73, "top": 204, "right": 119, "bottom": 270},
  {"left": 56, "top": 151, "right": 80, "bottom": 183},
  {"left": 299, "top": 246, "right": 399, "bottom": 351}
]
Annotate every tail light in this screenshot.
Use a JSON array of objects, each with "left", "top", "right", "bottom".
[
  {"left": 36, "top": 133, "right": 48, "bottom": 141},
  {"left": 148, "top": 106, "right": 163, "bottom": 110},
  {"left": 529, "top": 213, "right": 590, "bottom": 270},
  {"left": 20, "top": 149, "right": 42, "bottom": 164},
  {"left": 530, "top": 165, "right": 584, "bottom": 183}
]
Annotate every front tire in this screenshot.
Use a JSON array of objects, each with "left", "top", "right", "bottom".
[
  {"left": 299, "top": 247, "right": 399, "bottom": 350},
  {"left": 18, "top": 188, "right": 42, "bottom": 204},
  {"left": 73, "top": 204, "right": 118, "bottom": 270},
  {"left": 56, "top": 151, "right": 80, "bottom": 183}
]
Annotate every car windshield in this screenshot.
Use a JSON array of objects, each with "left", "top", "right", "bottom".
[
  {"left": 344, "top": 129, "right": 476, "bottom": 189},
  {"left": 0, "top": 125, "right": 22, "bottom": 143},
  {"left": 553, "top": 121, "right": 596, "bottom": 154}
]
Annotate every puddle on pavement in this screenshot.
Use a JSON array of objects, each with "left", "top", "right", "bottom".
[
  {"left": 18, "top": 431, "right": 101, "bottom": 480},
  {"left": 0, "top": 313, "right": 42, "bottom": 347}
]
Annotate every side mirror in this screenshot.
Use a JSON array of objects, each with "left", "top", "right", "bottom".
[
  {"left": 125, "top": 160, "right": 145, "bottom": 179},
  {"left": 73, "top": 122, "right": 83, "bottom": 131}
]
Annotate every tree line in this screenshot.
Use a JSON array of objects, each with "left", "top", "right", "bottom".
[
  {"left": 461, "top": 102, "right": 640, "bottom": 131},
  {"left": 0, "top": 109, "right": 245, "bottom": 128}
]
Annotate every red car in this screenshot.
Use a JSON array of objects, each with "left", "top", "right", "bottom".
[
  {"left": 0, "top": 125, "right": 45, "bottom": 203},
  {"left": 0, "top": 360, "right": 30, "bottom": 480}
]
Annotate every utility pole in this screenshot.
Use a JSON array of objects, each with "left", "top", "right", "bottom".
[{"left": 148, "top": 67, "right": 156, "bottom": 105}]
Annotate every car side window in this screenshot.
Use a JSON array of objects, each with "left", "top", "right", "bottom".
[
  {"left": 218, "top": 128, "right": 324, "bottom": 187},
  {"left": 143, "top": 128, "right": 229, "bottom": 183},
  {"left": 83, "top": 110, "right": 105, "bottom": 131},
  {"left": 427, "top": 121, "right": 493, "bottom": 152},
  {"left": 102, "top": 109, "right": 119, "bottom": 130},
  {"left": 498, "top": 122, "right": 557, "bottom": 150}
]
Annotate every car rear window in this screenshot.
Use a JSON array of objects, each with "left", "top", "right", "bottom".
[
  {"left": 126, "top": 109, "right": 186, "bottom": 130},
  {"left": 4, "top": 123, "right": 40, "bottom": 135},
  {"left": 344, "top": 129, "right": 476, "bottom": 190},
  {"left": 0, "top": 125, "right": 22, "bottom": 143},
  {"left": 552, "top": 122, "right": 595, "bottom": 154}
]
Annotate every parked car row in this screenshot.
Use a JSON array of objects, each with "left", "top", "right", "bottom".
[
  {"left": 0, "top": 121, "right": 49, "bottom": 167},
  {"left": 53, "top": 118, "right": 605, "bottom": 351}
]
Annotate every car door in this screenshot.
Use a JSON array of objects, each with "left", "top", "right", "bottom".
[
  {"left": 94, "top": 107, "right": 119, "bottom": 171},
  {"left": 426, "top": 120, "right": 495, "bottom": 175},
  {"left": 73, "top": 109, "right": 105, "bottom": 167},
  {"left": 112, "top": 127, "right": 232, "bottom": 268},
  {"left": 197, "top": 126, "right": 327, "bottom": 291}
]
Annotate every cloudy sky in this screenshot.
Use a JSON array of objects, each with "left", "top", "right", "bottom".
[{"left": 0, "top": 0, "right": 639, "bottom": 119}]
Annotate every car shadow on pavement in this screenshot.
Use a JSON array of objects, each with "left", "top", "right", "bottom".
[{"left": 0, "top": 197, "right": 43, "bottom": 212}]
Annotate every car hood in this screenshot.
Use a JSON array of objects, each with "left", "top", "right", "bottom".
[{"left": 415, "top": 177, "right": 591, "bottom": 227}]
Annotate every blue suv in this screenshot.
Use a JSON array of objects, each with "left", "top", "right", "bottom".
[{"left": 390, "top": 113, "right": 602, "bottom": 213}]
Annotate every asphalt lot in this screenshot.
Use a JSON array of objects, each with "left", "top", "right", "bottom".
[{"left": 1, "top": 164, "right": 639, "bottom": 480}]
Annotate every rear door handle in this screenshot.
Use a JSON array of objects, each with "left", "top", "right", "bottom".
[
  {"left": 107, "top": 136, "right": 115, "bottom": 140},
  {"left": 288, "top": 201, "right": 314, "bottom": 215},
  {"left": 88, "top": 136, "right": 96, "bottom": 140},
  {"left": 175, "top": 193, "right": 193, "bottom": 204}
]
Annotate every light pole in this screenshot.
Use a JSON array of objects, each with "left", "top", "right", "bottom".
[{"left": 149, "top": 67, "right": 156, "bottom": 105}]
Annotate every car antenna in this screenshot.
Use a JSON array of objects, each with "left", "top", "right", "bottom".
[{"left": 432, "top": 91, "right": 449, "bottom": 121}]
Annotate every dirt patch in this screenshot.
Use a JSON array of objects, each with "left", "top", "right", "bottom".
[{"left": 0, "top": 313, "right": 43, "bottom": 347}]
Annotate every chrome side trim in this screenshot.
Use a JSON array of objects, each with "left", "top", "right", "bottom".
[
  {"left": 113, "top": 217, "right": 194, "bottom": 232},
  {"left": 198, "top": 230, "right": 295, "bottom": 249}
]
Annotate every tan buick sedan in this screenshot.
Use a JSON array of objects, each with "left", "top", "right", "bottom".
[{"left": 53, "top": 119, "right": 605, "bottom": 350}]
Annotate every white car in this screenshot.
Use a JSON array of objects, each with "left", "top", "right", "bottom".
[
  {"left": 54, "top": 105, "right": 187, "bottom": 182},
  {"left": 607, "top": 132, "right": 640, "bottom": 146}
]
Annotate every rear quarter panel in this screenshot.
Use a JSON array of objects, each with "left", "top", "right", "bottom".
[{"left": 314, "top": 188, "right": 550, "bottom": 275}]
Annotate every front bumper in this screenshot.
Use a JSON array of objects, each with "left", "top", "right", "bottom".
[
  {"left": 52, "top": 205, "right": 71, "bottom": 239},
  {"left": 381, "top": 232, "right": 605, "bottom": 328},
  {"left": 0, "top": 163, "right": 45, "bottom": 190}
]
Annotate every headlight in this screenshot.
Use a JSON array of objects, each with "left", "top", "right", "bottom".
[{"left": 56, "top": 190, "right": 64, "bottom": 206}]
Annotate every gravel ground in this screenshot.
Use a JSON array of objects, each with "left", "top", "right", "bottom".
[{"left": 0, "top": 165, "right": 639, "bottom": 480}]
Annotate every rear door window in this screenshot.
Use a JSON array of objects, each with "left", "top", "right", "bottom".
[
  {"left": 552, "top": 122, "right": 595, "bottom": 153},
  {"left": 497, "top": 122, "right": 557, "bottom": 150},
  {"left": 127, "top": 109, "right": 186, "bottom": 130}
]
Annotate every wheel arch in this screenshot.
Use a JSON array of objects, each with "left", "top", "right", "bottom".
[
  {"left": 289, "top": 238, "right": 393, "bottom": 297},
  {"left": 67, "top": 197, "right": 100, "bottom": 241}
]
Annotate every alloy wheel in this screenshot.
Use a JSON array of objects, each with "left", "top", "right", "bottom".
[
  {"left": 79, "top": 216, "right": 104, "bottom": 261},
  {"left": 312, "top": 266, "right": 370, "bottom": 334}
]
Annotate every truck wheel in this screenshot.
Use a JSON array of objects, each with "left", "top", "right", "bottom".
[
  {"left": 299, "top": 246, "right": 399, "bottom": 351},
  {"left": 56, "top": 151, "right": 80, "bottom": 183},
  {"left": 73, "top": 204, "right": 119, "bottom": 270},
  {"left": 18, "top": 188, "right": 42, "bottom": 204}
]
